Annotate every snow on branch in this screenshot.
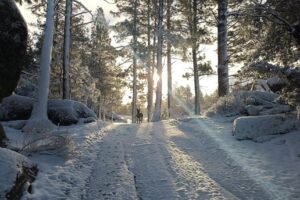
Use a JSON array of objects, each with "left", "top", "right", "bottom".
[
  {"left": 250, "top": 62, "right": 300, "bottom": 85},
  {"left": 73, "top": 0, "right": 94, "bottom": 20}
]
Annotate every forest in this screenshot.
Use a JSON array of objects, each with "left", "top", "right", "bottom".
[
  {"left": 0, "top": 0, "right": 300, "bottom": 199},
  {"left": 4, "top": 0, "right": 300, "bottom": 125}
]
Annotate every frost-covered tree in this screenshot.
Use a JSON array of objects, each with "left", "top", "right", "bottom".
[
  {"left": 229, "top": 0, "right": 300, "bottom": 66},
  {"left": 62, "top": 0, "right": 72, "bottom": 99},
  {"left": 166, "top": 0, "right": 173, "bottom": 118},
  {"left": 88, "top": 8, "right": 124, "bottom": 118},
  {"left": 175, "top": 0, "right": 213, "bottom": 114},
  {"left": 23, "top": 0, "right": 56, "bottom": 133},
  {"left": 112, "top": 0, "right": 143, "bottom": 123}
]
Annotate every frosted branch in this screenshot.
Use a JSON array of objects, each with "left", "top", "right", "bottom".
[{"left": 73, "top": 0, "right": 94, "bottom": 20}]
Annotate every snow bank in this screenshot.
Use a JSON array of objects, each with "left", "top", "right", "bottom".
[
  {"left": 0, "top": 95, "right": 97, "bottom": 125},
  {"left": 0, "top": 148, "right": 36, "bottom": 199},
  {"left": 233, "top": 115, "right": 297, "bottom": 141}
]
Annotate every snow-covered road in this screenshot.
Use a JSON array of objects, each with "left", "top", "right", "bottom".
[
  {"left": 82, "top": 119, "right": 274, "bottom": 200},
  {"left": 23, "top": 117, "right": 300, "bottom": 200}
]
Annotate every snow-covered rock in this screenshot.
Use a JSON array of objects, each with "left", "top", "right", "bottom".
[
  {"left": 0, "top": 95, "right": 97, "bottom": 125},
  {"left": 233, "top": 115, "right": 296, "bottom": 140},
  {"left": 0, "top": 123, "right": 6, "bottom": 147},
  {"left": 259, "top": 105, "right": 291, "bottom": 115},
  {"left": 205, "top": 91, "right": 279, "bottom": 117},
  {"left": 105, "top": 113, "right": 127, "bottom": 123},
  {"left": 0, "top": 147, "right": 36, "bottom": 199},
  {"left": 0, "top": 95, "right": 33, "bottom": 121},
  {"left": 245, "top": 105, "right": 263, "bottom": 116},
  {"left": 48, "top": 99, "right": 97, "bottom": 125},
  {"left": 267, "top": 76, "right": 288, "bottom": 92},
  {"left": 2, "top": 120, "right": 27, "bottom": 130},
  {"left": 245, "top": 104, "right": 291, "bottom": 116}
]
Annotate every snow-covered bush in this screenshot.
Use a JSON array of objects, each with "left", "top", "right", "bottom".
[
  {"left": 205, "top": 92, "right": 247, "bottom": 117},
  {"left": 20, "top": 131, "right": 76, "bottom": 158}
]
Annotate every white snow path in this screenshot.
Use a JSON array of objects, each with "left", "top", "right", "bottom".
[
  {"left": 122, "top": 122, "right": 238, "bottom": 200},
  {"left": 83, "top": 126, "right": 137, "bottom": 200},
  {"left": 22, "top": 117, "right": 300, "bottom": 200}
]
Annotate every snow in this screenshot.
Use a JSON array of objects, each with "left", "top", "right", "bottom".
[
  {"left": 0, "top": 147, "right": 34, "bottom": 199},
  {"left": 1, "top": 116, "right": 299, "bottom": 199}
]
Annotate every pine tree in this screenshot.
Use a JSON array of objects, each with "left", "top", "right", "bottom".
[
  {"left": 88, "top": 8, "right": 124, "bottom": 118},
  {"left": 217, "top": 0, "right": 229, "bottom": 97},
  {"left": 176, "top": 0, "right": 214, "bottom": 114},
  {"left": 152, "top": 0, "right": 164, "bottom": 121},
  {"left": 166, "top": 0, "right": 173, "bottom": 118}
]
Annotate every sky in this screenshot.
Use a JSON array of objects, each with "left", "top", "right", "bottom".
[{"left": 17, "top": 1, "right": 225, "bottom": 102}]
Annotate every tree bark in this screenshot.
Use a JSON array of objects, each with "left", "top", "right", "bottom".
[
  {"left": 152, "top": 0, "right": 164, "bottom": 122},
  {"left": 63, "top": 0, "right": 72, "bottom": 99},
  {"left": 131, "top": 0, "right": 138, "bottom": 123},
  {"left": 167, "top": 0, "right": 173, "bottom": 118},
  {"left": 147, "top": 0, "right": 153, "bottom": 122},
  {"left": 192, "top": 0, "right": 200, "bottom": 115},
  {"left": 217, "top": 0, "right": 229, "bottom": 97}
]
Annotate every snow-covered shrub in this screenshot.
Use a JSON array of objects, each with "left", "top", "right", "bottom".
[
  {"left": 20, "top": 131, "right": 76, "bottom": 158},
  {"left": 205, "top": 92, "right": 246, "bottom": 117}
]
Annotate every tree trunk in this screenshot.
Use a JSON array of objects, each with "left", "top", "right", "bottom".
[
  {"left": 217, "top": 0, "right": 229, "bottom": 97},
  {"left": 63, "top": 0, "right": 72, "bottom": 99},
  {"left": 23, "top": 0, "right": 56, "bottom": 133},
  {"left": 192, "top": 0, "right": 200, "bottom": 115},
  {"left": 147, "top": 0, "right": 153, "bottom": 122},
  {"left": 152, "top": 0, "right": 164, "bottom": 122},
  {"left": 131, "top": 0, "right": 138, "bottom": 123},
  {"left": 167, "top": 0, "right": 173, "bottom": 118},
  {"left": 192, "top": 48, "right": 200, "bottom": 115}
]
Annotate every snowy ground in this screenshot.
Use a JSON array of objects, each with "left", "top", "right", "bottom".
[{"left": 3, "top": 117, "right": 300, "bottom": 200}]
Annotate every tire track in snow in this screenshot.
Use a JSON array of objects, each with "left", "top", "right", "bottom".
[
  {"left": 122, "top": 122, "right": 238, "bottom": 200},
  {"left": 83, "top": 124, "right": 138, "bottom": 200},
  {"left": 152, "top": 122, "right": 238, "bottom": 200},
  {"left": 124, "top": 123, "right": 179, "bottom": 200}
]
